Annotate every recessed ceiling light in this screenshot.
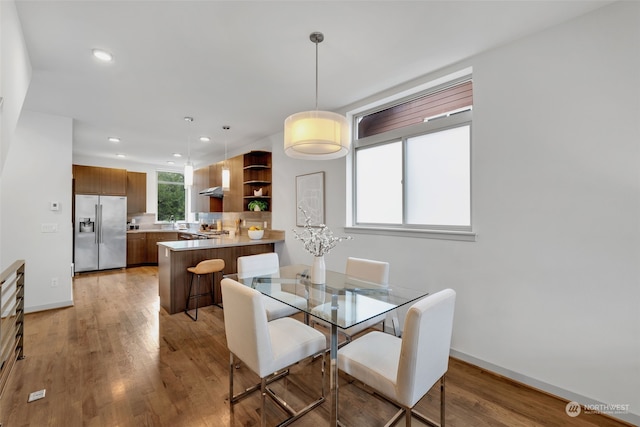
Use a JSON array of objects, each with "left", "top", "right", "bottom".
[
  {"left": 173, "top": 153, "right": 182, "bottom": 158},
  {"left": 199, "top": 136, "right": 211, "bottom": 142},
  {"left": 116, "top": 153, "right": 126, "bottom": 158},
  {"left": 92, "top": 48, "right": 113, "bottom": 62},
  {"left": 108, "top": 137, "right": 120, "bottom": 143},
  {"left": 167, "top": 161, "right": 175, "bottom": 165}
]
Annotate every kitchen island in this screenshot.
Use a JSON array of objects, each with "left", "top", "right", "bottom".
[{"left": 157, "top": 231, "right": 284, "bottom": 314}]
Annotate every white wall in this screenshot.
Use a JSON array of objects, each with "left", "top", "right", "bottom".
[
  {"left": 1, "top": 110, "right": 74, "bottom": 312},
  {"left": 0, "top": 0, "right": 31, "bottom": 175},
  {"left": 0, "top": 0, "right": 32, "bottom": 272},
  {"left": 271, "top": 2, "right": 639, "bottom": 423}
]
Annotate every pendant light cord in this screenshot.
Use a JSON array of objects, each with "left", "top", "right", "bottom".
[
  {"left": 310, "top": 32, "right": 324, "bottom": 111},
  {"left": 223, "top": 125, "right": 230, "bottom": 165},
  {"left": 315, "top": 38, "right": 319, "bottom": 111},
  {"left": 184, "top": 116, "right": 194, "bottom": 163}
]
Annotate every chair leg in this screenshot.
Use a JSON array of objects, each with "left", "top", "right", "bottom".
[
  {"left": 384, "top": 408, "right": 404, "bottom": 427},
  {"left": 185, "top": 273, "right": 199, "bottom": 321},
  {"left": 441, "top": 376, "right": 445, "bottom": 427},
  {"left": 410, "top": 376, "right": 446, "bottom": 427},
  {"left": 210, "top": 272, "right": 215, "bottom": 307},
  {"left": 229, "top": 352, "right": 289, "bottom": 407},
  {"left": 351, "top": 374, "right": 445, "bottom": 427},
  {"left": 229, "top": 353, "right": 235, "bottom": 413},
  {"left": 229, "top": 351, "right": 325, "bottom": 427},
  {"left": 261, "top": 377, "right": 267, "bottom": 427}
]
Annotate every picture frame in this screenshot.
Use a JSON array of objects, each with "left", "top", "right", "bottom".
[{"left": 296, "top": 171, "right": 325, "bottom": 226}]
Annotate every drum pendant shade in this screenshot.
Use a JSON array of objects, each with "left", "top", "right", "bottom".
[{"left": 284, "top": 32, "right": 349, "bottom": 160}]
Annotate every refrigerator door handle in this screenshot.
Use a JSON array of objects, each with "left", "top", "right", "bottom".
[
  {"left": 99, "top": 204, "right": 104, "bottom": 244},
  {"left": 95, "top": 204, "right": 99, "bottom": 244}
]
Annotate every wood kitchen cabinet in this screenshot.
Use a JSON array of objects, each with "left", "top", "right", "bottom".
[
  {"left": 73, "top": 165, "right": 127, "bottom": 195},
  {"left": 127, "top": 231, "right": 178, "bottom": 266},
  {"left": 191, "top": 167, "right": 217, "bottom": 213},
  {"left": 208, "top": 163, "right": 223, "bottom": 212},
  {"left": 145, "top": 232, "right": 178, "bottom": 264},
  {"left": 224, "top": 155, "right": 244, "bottom": 212},
  {"left": 127, "top": 171, "right": 147, "bottom": 214},
  {"left": 186, "top": 150, "right": 272, "bottom": 214},
  {"left": 243, "top": 151, "right": 272, "bottom": 212},
  {"left": 126, "top": 233, "right": 147, "bottom": 266}
]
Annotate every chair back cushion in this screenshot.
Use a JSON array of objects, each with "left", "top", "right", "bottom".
[
  {"left": 346, "top": 257, "right": 390, "bottom": 286},
  {"left": 237, "top": 253, "right": 281, "bottom": 292},
  {"left": 220, "top": 278, "right": 273, "bottom": 374},
  {"left": 396, "top": 288, "right": 456, "bottom": 407}
]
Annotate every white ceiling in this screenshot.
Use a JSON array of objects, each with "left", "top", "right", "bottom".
[{"left": 15, "top": 0, "right": 612, "bottom": 169}]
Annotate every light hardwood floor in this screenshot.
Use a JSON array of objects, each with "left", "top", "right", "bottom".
[{"left": 0, "top": 266, "right": 631, "bottom": 426}]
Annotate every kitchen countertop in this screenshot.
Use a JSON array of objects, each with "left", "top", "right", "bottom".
[{"left": 157, "top": 232, "right": 284, "bottom": 251}]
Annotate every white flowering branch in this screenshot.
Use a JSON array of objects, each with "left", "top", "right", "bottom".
[{"left": 293, "top": 206, "right": 352, "bottom": 257}]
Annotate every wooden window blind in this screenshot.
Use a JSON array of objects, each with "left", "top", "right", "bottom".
[{"left": 357, "top": 81, "right": 473, "bottom": 138}]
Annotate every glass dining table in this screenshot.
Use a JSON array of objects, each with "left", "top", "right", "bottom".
[{"left": 231, "top": 264, "right": 429, "bottom": 427}]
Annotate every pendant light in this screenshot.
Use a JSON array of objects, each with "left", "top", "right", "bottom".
[
  {"left": 222, "top": 126, "right": 230, "bottom": 191},
  {"left": 284, "top": 32, "right": 349, "bottom": 160},
  {"left": 184, "top": 116, "right": 194, "bottom": 188}
]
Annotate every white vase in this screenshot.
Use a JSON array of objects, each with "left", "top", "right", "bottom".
[{"left": 311, "top": 255, "right": 326, "bottom": 284}]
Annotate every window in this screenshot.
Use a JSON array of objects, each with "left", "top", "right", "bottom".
[
  {"left": 157, "top": 171, "right": 186, "bottom": 221},
  {"left": 351, "top": 78, "right": 473, "bottom": 238}
]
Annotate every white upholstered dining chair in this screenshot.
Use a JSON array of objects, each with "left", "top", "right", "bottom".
[
  {"left": 221, "top": 277, "right": 326, "bottom": 427},
  {"left": 311, "top": 257, "right": 391, "bottom": 342},
  {"left": 237, "top": 252, "right": 307, "bottom": 321},
  {"left": 337, "top": 288, "right": 456, "bottom": 427}
]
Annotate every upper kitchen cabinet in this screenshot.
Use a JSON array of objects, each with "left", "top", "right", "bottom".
[
  {"left": 208, "top": 164, "right": 223, "bottom": 212},
  {"left": 224, "top": 155, "right": 244, "bottom": 212},
  {"left": 191, "top": 166, "right": 223, "bottom": 213},
  {"left": 126, "top": 171, "right": 147, "bottom": 214},
  {"left": 73, "top": 165, "right": 127, "bottom": 196},
  {"left": 243, "top": 151, "right": 271, "bottom": 212}
]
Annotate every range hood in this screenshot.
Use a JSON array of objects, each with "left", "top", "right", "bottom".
[{"left": 199, "top": 186, "right": 224, "bottom": 198}]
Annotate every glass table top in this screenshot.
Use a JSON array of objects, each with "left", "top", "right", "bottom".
[{"left": 232, "top": 264, "right": 428, "bottom": 329}]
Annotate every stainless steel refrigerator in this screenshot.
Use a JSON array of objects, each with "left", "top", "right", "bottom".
[{"left": 74, "top": 195, "right": 127, "bottom": 272}]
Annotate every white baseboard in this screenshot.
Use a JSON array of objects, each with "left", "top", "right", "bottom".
[
  {"left": 450, "top": 349, "right": 638, "bottom": 426},
  {"left": 25, "top": 300, "right": 73, "bottom": 314}
]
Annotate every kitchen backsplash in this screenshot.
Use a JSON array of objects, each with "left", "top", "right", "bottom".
[{"left": 127, "top": 211, "right": 272, "bottom": 231}]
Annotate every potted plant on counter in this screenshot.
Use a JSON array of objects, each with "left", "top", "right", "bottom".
[{"left": 248, "top": 200, "right": 268, "bottom": 211}]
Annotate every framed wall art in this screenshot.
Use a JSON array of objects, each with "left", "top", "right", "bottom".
[{"left": 296, "top": 171, "right": 325, "bottom": 226}]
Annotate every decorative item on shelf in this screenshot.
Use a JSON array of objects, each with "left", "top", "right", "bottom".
[
  {"left": 292, "top": 206, "right": 352, "bottom": 284},
  {"left": 248, "top": 226, "right": 264, "bottom": 240},
  {"left": 253, "top": 188, "right": 263, "bottom": 197},
  {"left": 248, "top": 200, "right": 268, "bottom": 212},
  {"left": 284, "top": 32, "right": 350, "bottom": 160}
]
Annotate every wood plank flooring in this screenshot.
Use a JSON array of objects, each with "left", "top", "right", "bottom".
[{"left": 0, "top": 266, "right": 631, "bottom": 426}]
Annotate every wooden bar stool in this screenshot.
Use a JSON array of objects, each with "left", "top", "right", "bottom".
[{"left": 185, "top": 258, "right": 225, "bottom": 321}]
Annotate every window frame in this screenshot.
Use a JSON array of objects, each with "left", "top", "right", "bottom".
[
  {"left": 347, "top": 77, "right": 476, "bottom": 242},
  {"left": 156, "top": 170, "right": 187, "bottom": 222}
]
